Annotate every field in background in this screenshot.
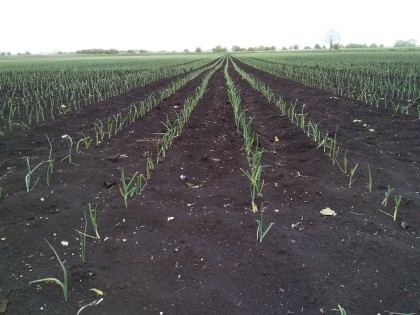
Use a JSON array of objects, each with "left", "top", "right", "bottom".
[{"left": 0, "top": 51, "right": 419, "bottom": 314}]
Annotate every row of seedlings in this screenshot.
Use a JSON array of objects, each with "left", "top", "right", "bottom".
[
  {"left": 26, "top": 63, "right": 223, "bottom": 310},
  {"left": 224, "top": 59, "right": 273, "bottom": 242},
  {"left": 231, "top": 58, "right": 404, "bottom": 222},
  {"left": 0, "top": 55, "right": 219, "bottom": 134},
  {"left": 238, "top": 54, "right": 420, "bottom": 117},
  {"left": 3, "top": 59, "right": 224, "bottom": 200}
]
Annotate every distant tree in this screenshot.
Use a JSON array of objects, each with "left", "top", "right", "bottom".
[
  {"left": 281, "top": 46, "right": 288, "bottom": 50},
  {"left": 293, "top": 44, "right": 299, "bottom": 50},
  {"left": 247, "top": 47, "right": 257, "bottom": 52},
  {"left": 0, "top": 52, "right": 5, "bottom": 56},
  {"left": 126, "top": 49, "right": 136, "bottom": 54},
  {"left": 325, "top": 29, "right": 341, "bottom": 49},
  {"left": 183, "top": 49, "right": 189, "bottom": 53},
  {"left": 304, "top": 46, "right": 311, "bottom": 50},
  {"left": 231, "top": 45, "right": 242, "bottom": 52},
  {"left": 195, "top": 47, "right": 202, "bottom": 53},
  {"left": 24, "top": 51, "right": 31, "bottom": 55},
  {"left": 379, "top": 44, "right": 384, "bottom": 48},
  {"left": 314, "top": 43, "right": 321, "bottom": 49},
  {"left": 7, "top": 52, "right": 11, "bottom": 56},
  {"left": 322, "top": 45, "right": 326, "bottom": 49},
  {"left": 394, "top": 39, "right": 417, "bottom": 48},
  {"left": 369, "top": 43, "right": 378, "bottom": 48},
  {"left": 212, "top": 45, "right": 227, "bottom": 53}
]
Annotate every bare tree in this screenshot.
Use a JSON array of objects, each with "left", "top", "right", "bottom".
[{"left": 325, "top": 29, "right": 341, "bottom": 50}]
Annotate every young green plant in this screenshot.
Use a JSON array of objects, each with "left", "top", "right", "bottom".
[
  {"left": 119, "top": 169, "right": 147, "bottom": 209},
  {"left": 24, "top": 157, "right": 47, "bottom": 192},
  {"left": 382, "top": 185, "right": 393, "bottom": 206},
  {"left": 61, "top": 134, "right": 75, "bottom": 164},
  {"left": 46, "top": 134, "right": 54, "bottom": 186},
  {"left": 241, "top": 149, "right": 265, "bottom": 213},
  {"left": 78, "top": 210, "right": 88, "bottom": 263},
  {"left": 120, "top": 168, "right": 138, "bottom": 209},
  {"left": 88, "top": 203, "right": 100, "bottom": 239},
  {"left": 332, "top": 304, "right": 347, "bottom": 315},
  {"left": 29, "top": 239, "right": 68, "bottom": 301},
  {"left": 145, "top": 152, "right": 154, "bottom": 180},
  {"left": 348, "top": 163, "right": 358, "bottom": 188},
  {"left": 256, "top": 210, "right": 274, "bottom": 242},
  {"left": 76, "top": 133, "right": 93, "bottom": 152},
  {"left": 394, "top": 195, "right": 402, "bottom": 221},
  {"left": 367, "top": 164, "right": 372, "bottom": 193},
  {"left": 337, "top": 150, "right": 348, "bottom": 174}
]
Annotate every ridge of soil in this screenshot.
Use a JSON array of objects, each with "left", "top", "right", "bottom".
[{"left": 0, "top": 60, "right": 419, "bottom": 314}]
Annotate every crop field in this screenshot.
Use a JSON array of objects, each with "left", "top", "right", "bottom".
[{"left": 0, "top": 51, "right": 419, "bottom": 314}]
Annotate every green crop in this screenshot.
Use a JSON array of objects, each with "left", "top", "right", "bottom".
[
  {"left": 256, "top": 210, "right": 274, "bottom": 242},
  {"left": 24, "top": 157, "right": 47, "bottom": 192},
  {"left": 119, "top": 168, "right": 146, "bottom": 209},
  {"left": 236, "top": 51, "right": 420, "bottom": 117},
  {"left": 0, "top": 54, "right": 222, "bottom": 135},
  {"left": 29, "top": 239, "right": 68, "bottom": 301},
  {"left": 394, "top": 195, "right": 402, "bottom": 221}
]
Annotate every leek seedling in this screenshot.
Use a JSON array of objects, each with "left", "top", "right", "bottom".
[
  {"left": 391, "top": 101, "right": 400, "bottom": 113},
  {"left": 106, "top": 118, "right": 114, "bottom": 139},
  {"left": 337, "top": 150, "right": 348, "bottom": 174},
  {"left": 241, "top": 149, "right": 265, "bottom": 212},
  {"left": 332, "top": 146, "right": 340, "bottom": 167},
  {"left": 78, "top": 210, "right": 88, "bottom": 263},
  {"left": 145, "top": 152, "right": 154, "bottom": 180},
  {"left": 348, "top": 163, "right": 358, "bottom": 188},
  {"left": 135, "top": 174, "right": 147, "bottom": 194},
  {"left": 256, "top": 210, "right": 274, "bottom": 242},
  {"left": 298, "top": 106, "right": 307, "bottom": 130},
  {"left": 24, "top": 157, "right": 47, "bottom": 192},
  {"left": 367, "top": 164, "right": 372, "bottom": 193},
  {"left": 120, "top": 168, "right": 138, "bottom": 209},
  {"left": 329, "top": 134, "right": 338, "bottom": 162},
  {"left": 29, "top": 239, "right": 68, "bottom": 302},
  {"left": 61, "top": 134, "right": 74, "bottom": 164},
  {"left": 76, "top": 289, "right": 104, "bottom": 315},
  {"left": 400, "top": 104, "right": 411, "bottom": 115},
  {"left": 382, "top": 185, "right": 393, "bottom": 206},
  {"left": 332, "top": 304, "right": 347, "bottom": 315},
  {"left": 46, "top": 134, "right": 54, "bottom": 186},
  {"left": 88, "top": 203, "right": 100, "bottom": 239},
  {"left": 394, "top": 195, "right": 402, "bottom": 221},
  {"left": 76, "top": 134, "right": 93, "bottom": 152},
  {"left": 93, "top": 120, "right": 103, "bottom": 145}
]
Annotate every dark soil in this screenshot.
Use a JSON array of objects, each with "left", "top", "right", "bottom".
[{"left": 0, "top": 58, "right": 419, "bottom": 314}]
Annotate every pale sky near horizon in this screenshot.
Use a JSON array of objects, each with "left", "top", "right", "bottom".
[{"left": 0, "top": 0, "right": 419, "bottom": 53}]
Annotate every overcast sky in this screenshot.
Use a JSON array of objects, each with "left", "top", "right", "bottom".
[{"left": 0, "top": 0, "right": 419, "bottom": 53}]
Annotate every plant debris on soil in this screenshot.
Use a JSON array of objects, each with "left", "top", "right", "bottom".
[{"left": 0, "top": 57, "right": 419, "bottom": 314}]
